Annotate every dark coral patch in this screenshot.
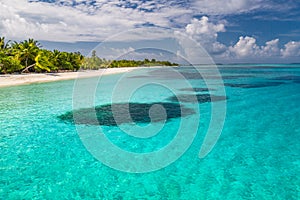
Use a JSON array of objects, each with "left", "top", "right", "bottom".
[
  {"left": 218, "top": 75, "right": 255, "bottom": 79},
  {"left": 167, "top": 94, "right": 227, "bottom": 103},
  {"left": 271, "top": 75, "right": 300, "bottom": 81},
  {"left": 148, "top": 68, "right": 254, "bottom": 80},
  {"left": 58, "top": 102, "right": 195, "bottom": 126},
  {"left": 179, "top": 88, "right": 215, "bottom": 92},
  {"left": 271, "top": 75, "right": 300, "bottom": 84},
  {"left": 294, "top": 80, "right": 300, "bottom": 84},
  {"left": 224, "top": 82, "right": 284, "bottom": 88}
]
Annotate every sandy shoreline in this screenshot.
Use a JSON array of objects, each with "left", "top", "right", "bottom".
[{"left": 0, "top": 67, "right": 136, "bottom": 88}]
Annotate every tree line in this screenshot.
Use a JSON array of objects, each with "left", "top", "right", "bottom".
[
  {"left": 83, "top": 50, "right": 178, "bottom": 69},
  {"left": 0, "top": 37, "right": 178, "bottom": 74},
  {"left": 0, "top": 37, "right": 84, "bottom": 74}
]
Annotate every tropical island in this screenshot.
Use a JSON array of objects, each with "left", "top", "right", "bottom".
[{"left": 0, "top": 37, "right": 178, "bottom": 74}]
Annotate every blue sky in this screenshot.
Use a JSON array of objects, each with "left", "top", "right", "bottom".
[{"left": 1, "top": 0, "right": 300, "bottom": 63}]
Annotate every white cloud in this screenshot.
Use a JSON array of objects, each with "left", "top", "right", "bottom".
[
  {"left": 183, "top": 17, "right": 287, "bottom": 61},
  {"left": 192, "top": 0, "right": 249, "bottom": 15},
  {"left": 94, "top": 46, "right": 135, "bottom": 60},
  {"left": 211, "top": 42, "right": 228, "bottom": 55},
  {"left": 0, "top": 0, "right": 288, "bottom": 43},
  {"left": 185, "top": 16, "right": 226, "bottom": 54},
  {"left": 227, "top": 37, "right": 300, "bottom": 61},
  {"left": 228, "top": 37, "right": 281, "bottom": 59},
  {"left": 186, "top": 17, "right": 225, "bottom": 36},
  {"left": 229, "top": 36, "right": 259, "bottom": 57},
  {"left": 261, "top": 39, "right": 280, "bottom": 57},
  {"left": 181, "top": 17, "right": 300, "bottom": 61},
  {"left": 0, "top": 0, "right": 176, "bottom": 42},
  {"left": 191, "top": 0, "right": 293, "bottom": 15},
  {"left": 280, "top": 41, "right": 300, "bottom": 58}
]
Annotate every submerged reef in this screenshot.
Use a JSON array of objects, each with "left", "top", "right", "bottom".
[
  {"left": 179, "top": 87, "right": 215, "bottom": 92},
  {"left": 58, "top": 102, "right": 195, "bottom": 126},
  {"left": 224, "top": 82, "right": 284, "bottom": 88},
  {"left": 271, "top": 75, "right": 300, "bottom": 81},
  {"left": 167, "top": 94, "right": 227, "bottom": 103}
]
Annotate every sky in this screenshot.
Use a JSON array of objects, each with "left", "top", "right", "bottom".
[{"left": 1, "top": 0, "right": 300, "bottom": 63}]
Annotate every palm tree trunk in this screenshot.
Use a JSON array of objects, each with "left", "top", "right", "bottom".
[
  {"left": 25, "top": 57, "right": 28, "bottom": 68},
  {"left": 21, "top": 63, "right": 35, "bottom": 73}
]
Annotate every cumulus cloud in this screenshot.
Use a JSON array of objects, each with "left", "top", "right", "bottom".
[
  {"left": 226, "top": 37, "right": 300, "bottom": 61},
  {"left": 185, "top": 16, "right": 227, "bottom": 55},
  {"left": 181, "top": 17, "right": 300, "bottom": 61},
  {"left": 186, "top": 17, "right": 225, "bottom": 36},
  {"left": 281, "top": 41, "right": 300, "bottom": 58},
  {"left": 182, "top": 16, "right": 285, "bottom": 61},
  {"left": 229, "top": 36, "right": 259, "bottom": 57},
  {"left": 261, "top": 39, "right": 280, "bottom": 57}
]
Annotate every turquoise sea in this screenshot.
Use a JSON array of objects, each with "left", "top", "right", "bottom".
[{"left": 0, "top": 64, "right": 299, "bottom": 199}]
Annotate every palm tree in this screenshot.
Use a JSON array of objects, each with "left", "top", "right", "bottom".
[
  {"left": 0, "top": 37, "right": 10, "bottom": 50},
  {"left": 1, "top": 37, "right": 86, "bottom": 73},
  {"left": 50, "top": 49, "right": 62, "bottom": 71},
  {"left": 70, "top": 52, "right": 84, "bottom": 71},
  {"left": 0, "top": 50, "right": 22, "bottom": 74},
  {"left": 13, "top": 39, "right": 41, "bottom": 73},
  {"left": 0, "top": 37, "right": 22, "bottom": 73},
  {"left": 34, "top": 49, "right": 53, "bottom": 72}
]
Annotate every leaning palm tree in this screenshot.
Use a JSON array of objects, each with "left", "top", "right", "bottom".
[{"left": 13, "top": 39, "right": 41, "bottom": 73}]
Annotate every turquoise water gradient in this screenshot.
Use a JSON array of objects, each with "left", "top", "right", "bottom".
[{"left": 1, "top": 65, "right": 300, "bottom": 199}]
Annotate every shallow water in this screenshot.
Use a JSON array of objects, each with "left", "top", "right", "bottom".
[{"left": 0, "top": 65, "right": 299, "bottom": 199}]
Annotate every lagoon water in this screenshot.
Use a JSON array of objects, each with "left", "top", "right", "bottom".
[{"left": 1, "top": 65, "right": 299, "bottom": 199}]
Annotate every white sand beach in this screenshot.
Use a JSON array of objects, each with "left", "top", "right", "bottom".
[{"left": 0, "top": 67, "right": 135, "bottom": 88}]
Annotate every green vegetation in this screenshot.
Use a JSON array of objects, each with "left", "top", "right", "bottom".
[
  {"left": 83, "top": 50, "right": 179, "bottom": 69},
  {"left": 0, "top": 37, "right": 178, "bottom": 74},
  {"left": 0, "top": 37, "right": 84, "bottom": 74}
]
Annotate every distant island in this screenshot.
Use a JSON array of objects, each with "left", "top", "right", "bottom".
[{"left": 0, "top": 37, "right": 178, "bottom": 74}]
